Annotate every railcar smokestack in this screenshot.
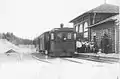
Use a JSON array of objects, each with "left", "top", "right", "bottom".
[{"left": 60, "top": 23, "right": 64, "bottom": 28}]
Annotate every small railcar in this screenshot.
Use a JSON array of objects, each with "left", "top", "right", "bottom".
[{"left": 36, "top": 27, "right": 77, "bottom": 57}]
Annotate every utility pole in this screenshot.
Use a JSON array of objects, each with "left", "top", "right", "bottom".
[
  {"left": 104, "top": 0, "right": 107, "bottom": 4},
  {"left": 114, "top": 15, "right": 120, "bottom": 54},
  {"left": 117, "top": 5, "right": 120, "bottom": 56}
]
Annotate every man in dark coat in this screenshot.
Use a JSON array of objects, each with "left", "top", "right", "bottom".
[
  {"left": 94, "top": 42, "right": 98, "bottom": 54},
  {"left": 101, "top": 34, "right": 109, "bottom": 54}
]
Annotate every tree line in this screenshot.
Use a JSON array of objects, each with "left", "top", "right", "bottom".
[{"left": 0, "top": 32, "right": 33, "bottom": 45}]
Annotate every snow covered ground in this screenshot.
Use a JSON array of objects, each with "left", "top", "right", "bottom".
[
  {"left": 0, "top": 39, "right": 119, "bottom": 79},
  {"left": 0, "top": 39, "right": 19, "bottom": 53},
  {"left": 0, "top": 54, "right": 119, "bottom": 79},
  {"left": 0, "top": 39, "right": 36, "bottom": 54}
]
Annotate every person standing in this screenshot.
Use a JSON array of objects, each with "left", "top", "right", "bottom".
[
  {"left": 85, "top": 41, "right": 90, "bottom": 53},
  {"left": 101, "top": 33, "right": 109, "bottom": 54},
  {"left": 103, "top": 34, "right": 109, "bottom": 54},
  {"left": 90, "top": 42, "right": 94, "bottom": 53},
  {"left": 94, "top": 42, "right": 98, "bottom": 54},
  {"left": 76, "top": 39, "right": 82, "bottom": 53},
  {"left": 101, "top": 36, "right": 104, "bottom": 53},
  {"left": 81, "top": 41, "right": 86, "bottom": 53}
]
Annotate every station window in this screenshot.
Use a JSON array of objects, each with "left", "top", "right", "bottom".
[
  {"left": 79, "top": 24, "right": 83, "bottom": 33},
  {"left": 57, "top": 33, "right": 62, "bottom": 39},
  {"left": 84, "top": 22, "right": 88, "bottom": 32},
  {"left": 84, "top": 32, "right": 88, "bottom": 38},
  {"left": 76, "top": 26, "right": 79, "bottom": 32}
]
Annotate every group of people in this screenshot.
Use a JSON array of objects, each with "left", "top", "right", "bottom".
[
  {"left": 76, "top": 40, "right": 99, "bottom": 53},
  {"left": 76, "top": 33, "right": 111, "bottom": 54}
]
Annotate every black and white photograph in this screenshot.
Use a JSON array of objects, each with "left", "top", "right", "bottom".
[{"left": 0, "top": 0, "right": 120, "bottom": 79}]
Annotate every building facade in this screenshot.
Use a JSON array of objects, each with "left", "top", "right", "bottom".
[{"left": 70, "top": 3, "right": 119, "bottom": 53}]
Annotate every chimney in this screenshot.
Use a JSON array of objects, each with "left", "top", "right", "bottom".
[{"left": 60, "top": 23, "right": 64, "bottom": 28}]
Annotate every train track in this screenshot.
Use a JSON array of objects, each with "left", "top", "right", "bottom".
[
  {"left": 76, "top": 55, "right": 119, "bottom": 64},
  {"left": 61, "top": 58, "right": 83, "bottom": 64},
  {"left": 31, "top": 54, "right": 52, "bottom": 64},
  {"left": 31, "top": 53, "right": 119, "bottom": 64}
]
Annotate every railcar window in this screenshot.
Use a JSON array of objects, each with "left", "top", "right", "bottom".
[
  {"left": 74, "top": 33, "right": 76, "bottom": 40},
  {"left": 57, "top": 33, "right": 62, "bottom": 39},
  {"left": 67, "top": 33, "right": 71, "bottom": 39},
  {"left": 51, "top": 33, "right": 54, "bottom": 40}
]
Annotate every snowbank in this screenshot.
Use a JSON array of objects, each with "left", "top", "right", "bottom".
[
  {"left": 0, "top": 39, "right": 35, "bottom": 54},
  {"left": 0, "top": 39, "right": 19, "bottom": 53}
]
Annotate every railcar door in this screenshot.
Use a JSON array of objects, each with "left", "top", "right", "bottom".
[
  {"left": 50, "top": 31, "right": 76, "bottom": 56},
  {"left": 62, "top": 32, "right": 76, "bottom": 56}
]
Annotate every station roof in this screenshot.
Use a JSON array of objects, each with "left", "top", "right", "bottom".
[
  {"left": 87, "top": 3, "right": 119, "bottom": 13},
  {"left": 70, "top": 3, "right": 119, "bottom": 23},
  {"left": 89, "top": 15, "right": 119, "bottom": 28}
]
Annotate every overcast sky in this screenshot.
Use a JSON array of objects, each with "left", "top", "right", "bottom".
[{"left": 0, "top": 0, "right": 119, "bottom": 39}]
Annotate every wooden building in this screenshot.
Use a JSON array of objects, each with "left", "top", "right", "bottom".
[{"left": 69, "top": 3, "right": 119, "bottom": 53}]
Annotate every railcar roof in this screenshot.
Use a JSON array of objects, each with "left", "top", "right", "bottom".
[
  {"left": 70, "top": 3, "right": 119, "bottom": 23},
  {"left": 51, "top": 27, "right": 74, "bottom": 32}
]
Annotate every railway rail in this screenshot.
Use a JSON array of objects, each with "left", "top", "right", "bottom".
[
  {"left": 31, "top": 52, "right": 119, "bottom": 64},
  {"left": 61, "top": 58, "right": 83, "bottom": 64},
  {"left": 31, "top": 54, "right": 52, "bottom": 64}
]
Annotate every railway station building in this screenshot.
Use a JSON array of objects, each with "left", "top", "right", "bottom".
[{"left": 69, "top": 3, "right": 119, "bottom": 53}]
